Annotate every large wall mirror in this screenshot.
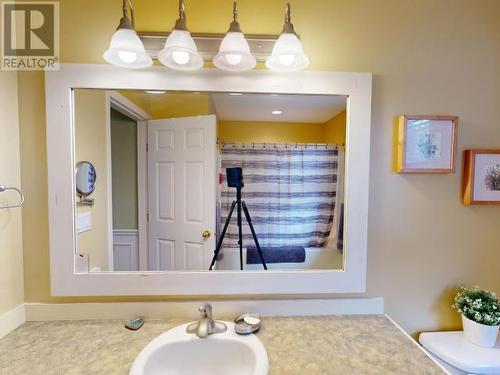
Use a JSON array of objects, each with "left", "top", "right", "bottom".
[
  {"left": 46, "top": 64, "right": 371, "bottom": 296},
  {"left": 74, "top": 88, "right": 346, "bottom": 273}
]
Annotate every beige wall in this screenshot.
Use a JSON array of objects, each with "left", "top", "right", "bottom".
[
  {"left": 74, "top": 90, "right": 110, "bottom": 271},
  {"left": 0, "top": 71, "right": 24, "bottom": 315},
  {"left": 15, "top": 0, "right": 500, "bottom": 336},
  {"left": 110, "top": 108, "right": 138, "bottom": 230}
]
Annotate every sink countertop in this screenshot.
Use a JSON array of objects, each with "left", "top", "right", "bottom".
[{"left": 0, "top": 315, "right": 444, "bottom": 375}]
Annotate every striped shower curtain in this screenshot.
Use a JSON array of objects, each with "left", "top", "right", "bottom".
[{"left": 220, "top": 143, "right": 338, "bottom": 249}]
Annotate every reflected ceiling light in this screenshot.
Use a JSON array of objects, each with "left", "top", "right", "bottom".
[
  {"left": 158, "top": 0, "right": 203, "bottom": 71},
  {"left": 213, "top": 1, "right": 256, "bottom": 72},
  {"left": 103, "top": 0, "right": 152, "bottom": 69},
  {"left": 228, "top": 92, "right": 243, "bottom": 96},
  {"left": 145, "top": 90, "right": 166, "bottom": 94},
  {"left": 271, "top": 110, "right": 283, "bottom": 115},
  {"left": 265, "top": 3, "right": 309, "bottom": 72}
]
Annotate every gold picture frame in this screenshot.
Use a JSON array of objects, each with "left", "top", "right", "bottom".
[
  {"left": 394, "top": 115, "right": 458, "bottom": 173},
  {"left": 462, "top": 149, "right": 500, "bottom": 205}
]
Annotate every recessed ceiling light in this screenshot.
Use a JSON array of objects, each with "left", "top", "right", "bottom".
[
  {"left": 272, "top": 110, "right": 283, "bottom": 115},
  {"left": 228, "top": 92, "right": 243, "bottom": 96},
  {"left": 145, "top": 90, "right": 166, "bottom": 94}
]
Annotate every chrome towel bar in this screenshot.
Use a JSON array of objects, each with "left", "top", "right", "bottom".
[{"left": 0, "top": 184, "right": 25, "bottom": 209}]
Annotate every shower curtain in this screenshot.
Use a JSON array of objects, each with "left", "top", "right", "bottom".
[{"left": 219, "top": 143, "right": 339, "bottom": 249}]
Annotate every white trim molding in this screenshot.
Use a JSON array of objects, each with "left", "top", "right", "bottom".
[
  {"left": 25, "top": 298, "right": 383, "bottom": 321},
  {"left": 106, "top": 92, "right": 151, "bottom": 271},
  {"left": 0, "top": 304, "right": 26, "bottom": 339},
  {"left": 45, "top": 63, "right": 372, "bottom": 297}
]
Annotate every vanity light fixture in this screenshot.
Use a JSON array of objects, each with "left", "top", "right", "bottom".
[
  {"left": 158, "top": 0, "right": 203, "bottom": 71},
  {"left": 213, "top": 0, "right": 256, "bottom": 72},
  {"left": 103, "top": 0, "right": 152, "bottom": 69},
  {"left": 271, "top": 110, "right": 283, "bottom": 115},
  {"left": 265, "top": 3, "right": 309, "bottom": 72}
]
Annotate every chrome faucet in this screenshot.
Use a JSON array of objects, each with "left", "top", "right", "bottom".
[{"left": 186, "top": 303, "right": 227, "bottom": 338}]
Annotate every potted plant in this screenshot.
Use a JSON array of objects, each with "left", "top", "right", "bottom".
[{"left": 453, "top": 286, "right": 500, "bottom": 348}]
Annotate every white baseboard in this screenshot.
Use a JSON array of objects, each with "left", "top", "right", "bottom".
[
  {"left": 0, "top": 304, "right": 26, "bottom": 339},
  {"left": 25, "top": 297, "right": 383, "bottom": 321}
]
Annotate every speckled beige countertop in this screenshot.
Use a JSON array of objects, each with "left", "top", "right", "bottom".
[{"left": 0, "top": 315, "right": 444, "bottom": 375}]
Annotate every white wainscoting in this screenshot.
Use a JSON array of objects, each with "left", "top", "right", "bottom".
[{"left": 113, "top": 229, "right": 139, "bottom": 271}]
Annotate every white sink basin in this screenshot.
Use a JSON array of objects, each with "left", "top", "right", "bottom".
[{"left": 130, "top": 322, "right": 268, "bottom": 375}]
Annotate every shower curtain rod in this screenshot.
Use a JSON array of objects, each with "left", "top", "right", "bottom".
[{"left": 217, "top": 141, "right": 343, "bottom": 148}]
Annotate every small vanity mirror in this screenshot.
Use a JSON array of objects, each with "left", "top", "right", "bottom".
[{"left": 75, "top": 161, "right": 97, "bottom": 197}]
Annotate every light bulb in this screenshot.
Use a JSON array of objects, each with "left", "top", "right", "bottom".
[
  {"left": 225, "top": 53, "right": 242, "bottom": 66},
  {"left": 278, "top": 54, "right": 295, "bottom": 66},
  {"left": 118, "top": 50, "right": 137, "bottom": 63},
  {"left": 172, "top": 50, "right": 190, "bottom": 65}
]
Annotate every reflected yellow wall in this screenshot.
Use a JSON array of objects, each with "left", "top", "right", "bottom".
[
  {"left": 325, "top": 110, "right": 346, "bottom": 146},
  {"left": 15, "top": 0, "right": 500, "bottom": 336},
  {"left": 74, "top": 90, "right": 110, "bottom": 272},
  {"left": 219, "top": 121, "right": 330, "bottom": 144},
  {"left": 120, "top": 91, "right": 211, "bottom": 119},
  {"left": 0, "top": 71, "right": 24, "bottom": 315}
]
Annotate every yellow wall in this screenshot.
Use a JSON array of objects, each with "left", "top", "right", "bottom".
[
  {"left": 120, "top": 90, "right": 211, "bottom": 119},
  {"left": 74, "top": 90, "right": 110, "bottom": 271},
  {"left": 0, "top": 71, "right": 24, "bottom": 315},
  {"left": 324, "top": 110, "right": 346, "bottom": 146},
  {"left": 15, "top": 0, "right": 500, "bottom": 336},
  {"left": 218, "top": 120, "right": 333, "bottom": 144}
]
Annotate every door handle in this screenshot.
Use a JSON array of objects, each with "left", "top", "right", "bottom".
[{"left": 202, "top": 230, "right": 211, "bottom": 239}]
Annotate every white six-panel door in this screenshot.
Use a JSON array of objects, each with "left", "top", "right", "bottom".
[{"left": 148, "top": 115, "right": 217, "bottom": 271}]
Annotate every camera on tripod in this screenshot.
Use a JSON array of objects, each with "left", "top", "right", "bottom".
[
  {"left": 209, "top": 167, "right": 267, "bottom": 271},
  {"left": 226, "top": 167, "right": 244, "bottom": 188}
]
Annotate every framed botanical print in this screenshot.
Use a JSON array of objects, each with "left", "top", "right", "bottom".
[
  {"left": 395, "top": 115, "right": 458, "bottom": 173},
  {"left": 462, "top": 150, "right": 500, "bottom": 205}
]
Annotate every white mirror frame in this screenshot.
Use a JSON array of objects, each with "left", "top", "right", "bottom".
[{"left": 45, "top": 63, "right": 372, "bottom": 296}]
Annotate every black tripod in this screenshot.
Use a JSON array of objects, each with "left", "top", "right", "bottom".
[{"left": 209, "top": 168, "right": 268, "bottom": 271}]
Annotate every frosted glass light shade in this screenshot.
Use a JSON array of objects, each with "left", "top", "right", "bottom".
[
  {"left": 213, "top": 32, "right": 256, "bottom": 72},
  {"left": 265, "top": 33, "right": 309, "bottom": 72},
  {"left": 158, "top": 29, "right": 203, "bottom": 71},
  {"left": 103, "top": 29, "right": 152, "bottom": 69}
]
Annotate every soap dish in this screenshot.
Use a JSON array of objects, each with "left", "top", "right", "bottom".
[
  {"left": 234, "top": 313, "right": 262, "bottom": 335},
  {"left": 125, "top": 317, "right": 145, "bottom": 331}
]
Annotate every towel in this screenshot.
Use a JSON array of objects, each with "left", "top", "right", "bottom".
[
  {"left": 246, "top": 246, "right": 306, "bottom": 264},
  {"left": 337, "top": 203, "right": 344, "bottom": 252}
]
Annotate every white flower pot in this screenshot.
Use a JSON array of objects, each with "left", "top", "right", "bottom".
[{"left": 462, "top": 314, "right": 499, "bottom": 348}]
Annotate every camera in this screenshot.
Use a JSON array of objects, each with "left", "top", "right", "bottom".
[{"left": 226, "top": 167, "right": 244, "bottom": 188}]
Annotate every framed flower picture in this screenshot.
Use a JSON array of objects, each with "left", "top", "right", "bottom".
[
  {"left": 394, "top": 115, "right": 458, "bottom": 173},
  {"left": 462, "top": 150, "right": 500, "bottom": 205}
]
